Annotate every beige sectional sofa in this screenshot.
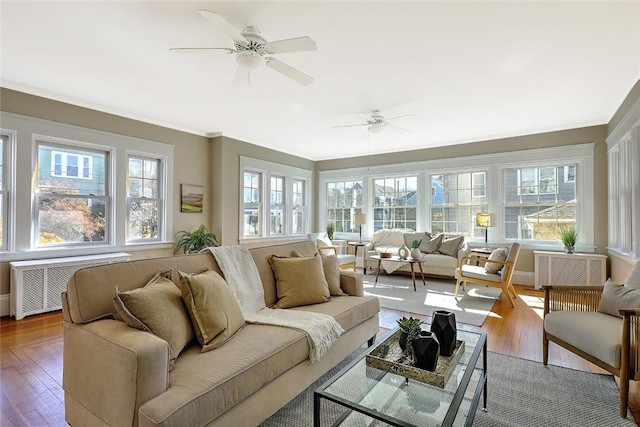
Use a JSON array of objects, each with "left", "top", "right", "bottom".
[
  {"left": 364, "top": 229, "right": 469, "bottom": 278},
  {"left": 61, "top": 239, "right": 380, "bottom": 427}
]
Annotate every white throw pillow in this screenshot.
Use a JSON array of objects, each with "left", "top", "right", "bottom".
[
  {"left": 624, "top": 261, "right": 640, "bottom": 290},
  {"left": 484, "top": 247, "right": 509, "bottom": 274},
  {"left": 316, "top": 236, "right": 334, "bottom": 256}
]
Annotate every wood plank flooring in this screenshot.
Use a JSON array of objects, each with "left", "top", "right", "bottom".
[{"left": 1, "top": 284, "right": 638, "bottom": 426}]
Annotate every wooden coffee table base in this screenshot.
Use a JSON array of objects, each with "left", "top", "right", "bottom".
[{"left": 371, "top": 256, "right": 427, "bottom": 291}]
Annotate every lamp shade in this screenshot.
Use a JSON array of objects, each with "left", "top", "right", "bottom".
[
  {"left": 353, "top": 213, "right": 367, "bottom": 225},
  {"left": 475, "top": 213, "right": 495, "bottom": 228}
]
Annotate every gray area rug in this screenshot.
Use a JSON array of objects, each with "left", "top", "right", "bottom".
[
  {"left": 261, "top": 349, "right": 635, "bottom": 427},
  {"left": 363, "top": 273, "right": 501, "bottom": 326}
]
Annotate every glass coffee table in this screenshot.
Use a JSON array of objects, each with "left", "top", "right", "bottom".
[{"left": 314, "top": 328, "right": 487, "bottom": 427}]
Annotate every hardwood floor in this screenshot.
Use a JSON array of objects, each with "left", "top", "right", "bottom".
[{"left": 1, "top": 285, "right": 638, "bottom": 426}]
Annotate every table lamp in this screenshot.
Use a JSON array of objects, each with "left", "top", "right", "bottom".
[
  {"left": 353, "top": 213, "right": 367, "bottom": 242},
  {"left": 475, "top": 213, "right": 495, "bottom": 248}
]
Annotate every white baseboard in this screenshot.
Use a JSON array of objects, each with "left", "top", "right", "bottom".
[
  {"left": 0, "top": 294, "right": 10, "bottom": 317},
  {"left": 513, "top": 271, "right": 535, "bottom": 287}
]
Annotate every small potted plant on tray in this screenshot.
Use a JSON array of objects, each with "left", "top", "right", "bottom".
[
  {"left": 559, "top": 226, "right": 578, "bottom": 254},
  {"left": 396, "top": 316, "right": 423, "bottom": 359}
]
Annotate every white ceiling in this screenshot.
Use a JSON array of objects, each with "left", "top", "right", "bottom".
[{"left": 2, "top": 1, "right": 639, "bottom": 161}]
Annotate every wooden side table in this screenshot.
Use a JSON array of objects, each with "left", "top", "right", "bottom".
[
  {"left": 469, "top": 248, "right": 492, "bottom": 266},
  {"left": 347, "top": 241, "right": 367, "bottom": 271}
]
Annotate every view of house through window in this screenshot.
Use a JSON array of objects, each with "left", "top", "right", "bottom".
[
  {"left": 373, "top": 176, "right": 417, "bottom": 231},
  {"left": 430, "top": 172, "right": 487, "bottom": 236},
  {"left": 292, "top": 178, "right": 305, "bottom": 234},
  {"left": 36, "top": 142, "right": 108, "bottom": 246},
  {"left": 127, "top": 156, "right": 161, "bottom": 241},
  {"left": 326, "top": 180, "right": 363, "bottom": 233},
  {"left": 504, "top": 164, "right": 577, "bottom": 240},
  {"left": 0, "top": 135, "right": 6, "bottom": 249},
  {"left": 270, "top": 176, "right": 284, "bottom": 234},
  {"left": 243, "top": 171, "right": 261, "bottom": 236}
]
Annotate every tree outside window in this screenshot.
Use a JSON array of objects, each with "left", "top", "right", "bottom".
[
  {"left": 243, "top": 171, "right": 261, "bottom": 236},
  {"left": 127, "top": 156, "right": 161, "bottom": 241}
]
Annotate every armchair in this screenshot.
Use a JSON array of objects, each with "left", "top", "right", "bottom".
[
  {"left": 543, "top": 284, "right": 640, "bottom": 417},
  {"left": 315, "top": 235, "right": 357, "bottom": 271},
  {"left": 454, "top": 242, "right": 520, "bottom": 307}
]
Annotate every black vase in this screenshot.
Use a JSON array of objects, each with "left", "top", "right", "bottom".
[
  {"left": 412, "top": 330, "right": 440, "bottom": 371},
  {"left": 430, "top": 310, "right": 457, "bottom": 357},
  {"left": 398, "top": 330, "right": 409, "bottom": 351}
]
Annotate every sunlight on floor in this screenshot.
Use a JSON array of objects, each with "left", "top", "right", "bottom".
[{"left": 519, "top": 293, "right": 545, "bottom": 319}]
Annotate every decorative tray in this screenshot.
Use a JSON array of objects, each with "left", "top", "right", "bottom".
[{"left": 366, "top": 329, "right": 465, "bottom": 388}]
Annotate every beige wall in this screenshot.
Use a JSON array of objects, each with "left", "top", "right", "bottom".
[{"left": 316, "top": 126, "right": 609, "bottom": 276}]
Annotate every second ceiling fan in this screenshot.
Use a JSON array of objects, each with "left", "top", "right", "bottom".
[
  {"left": 333, "top": 110, "right": 416, "bottom": 135},
  {"left": 171, "top": 10, "right": 317, "bottom": 86}
]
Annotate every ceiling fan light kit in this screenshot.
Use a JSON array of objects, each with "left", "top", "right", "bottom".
[{"left": 171, "top": 10, "right": 317, "bottom": 86}]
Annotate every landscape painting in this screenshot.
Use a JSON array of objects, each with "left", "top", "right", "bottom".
[{"left": 181, "top": 184, "right": 203, "bottom": 213}]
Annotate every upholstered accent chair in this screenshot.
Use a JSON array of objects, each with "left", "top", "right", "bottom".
[
  {"left": 454, "top": 242, "right": 520, "bottom": 307},
  {"left": 543, "top": 264, "right": 640, "bottom": 418},
  {"left": 315, "top": 234, "right": 357, "bottom": 271}
]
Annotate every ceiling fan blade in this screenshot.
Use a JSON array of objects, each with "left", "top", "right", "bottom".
[
  {"left": 169, "top": 47, "right": 236, "bottom": 54},
  {"left": 233, "top": 67, "right": 250, "bottom": 87},
  {"left": 385, "top": 114, "right": 417, "bottom": 123},
  {"left": 265, "top": 58, "right": 313, "bottom": 86},
  {"left": 198, "top": 9, "right": 247, "bottom": 43},
  {"left": 332, "top": 123, "right": 369, "bottom": 129},
  {"left": 264, "top": 37, "right": 317, "bottom": 54},
  {"left": 386, "top": 125, "right": 412, "bottom": 135}
]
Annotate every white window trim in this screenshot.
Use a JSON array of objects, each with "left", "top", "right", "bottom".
[
  {"left": 0, "top": 131, "right": 16, "bottom": 252},
  {"left": 319, "top": 143, "right": 595, "bottom": 251},
  {"left": 239, "top": 156, "right": 312, "bottom": 243},
  {"left": 0, "top": 112, "right": 174, "bottom": 262}
]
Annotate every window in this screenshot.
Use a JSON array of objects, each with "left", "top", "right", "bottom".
[
  {"left": 292, "top": 178, "right": 305, "bottom": 235},
  {"left": 127, "top": 156, "right": 161, "bottom": 241},
  {"left": 0, "top": 134, "right": 8, "bottom": 250},
  {"left": 430, "top": 172, "right": 487, "bottom": 236},
  {"left": 326, "top": 180, "right": 363, "bottom": 233},
  {"left": 504, "top": 164, "right": 576, "bottom": 240},
  {"left": 270, "top": 175, "right": 284, "bottom": 235},
  {"left": 243, "top": 171, "right": 262, "bottom": 237},
  {"left": 51, "top": 151, "right": 92, "bottom": 179},
  {"left": 373, "top": 176, "right": 417, "bottom": 231},
  {"left": 35, "top": 142, "right": 108, "bottom": 247}
]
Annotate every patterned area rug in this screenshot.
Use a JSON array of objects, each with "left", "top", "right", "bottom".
[
  {"left": 363, "top": 273, "right": 501, "bottom": 326},
  {"left": 261, "top": 349, "right": 635, "bottom": 427}
]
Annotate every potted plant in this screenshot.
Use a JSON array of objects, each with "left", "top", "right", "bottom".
[
  {"left": 326, "top": 223, "right": 335, "bottom": 240},
  {"left": 174, "top": 224, "right": 219, "bottom": 254},
  {"left": 396, "top": 316, "right": 423, "bottom": 358},
  {"left": 410, "top": 238, "right": 423, "bottom": 258},
  {"left": 559, "top": 226, "right": 578, "bottom": 254}
]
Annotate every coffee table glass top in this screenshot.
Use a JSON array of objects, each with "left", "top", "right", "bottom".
[{"left": 315, "top": 328, "right": 486, "bottom": 427}]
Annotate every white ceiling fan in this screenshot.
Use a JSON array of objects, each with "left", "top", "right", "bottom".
[
  {"left": 170, "top": 10, "right": 317, "bottom": 86},
  {"left": 333, "top": 110, "right": 416, "bottom": 134}
]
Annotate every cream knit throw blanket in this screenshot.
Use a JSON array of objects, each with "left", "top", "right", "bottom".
[
  {"left": 207, "top": 246, "right": 344, "bottom": 363},
  {"left": 370, "top": 229, "right": 408, "bottom": 274}
]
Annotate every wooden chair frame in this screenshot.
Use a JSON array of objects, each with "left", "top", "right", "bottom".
[
  {"left": 543, "top": 285, "right": 640, "bottom": 418},
  {"left": 317, "top": 245, "right": 356, "bottom": 271},
  {"left": 455, "top": 256, "right": 518, "bottom": 306}
]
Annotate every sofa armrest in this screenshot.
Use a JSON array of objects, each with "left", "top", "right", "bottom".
[
  {"left": 339, "top": 271, "right": 364, "bottom": 296},
  {"left": 542, "top": 285, "right": 604, "bottom": 316},
  {"left": 63, "top": 320, "right": 170, "bottom": 427}
]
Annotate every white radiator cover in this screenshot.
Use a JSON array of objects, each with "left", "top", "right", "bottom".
[
  {"left": 534, "top": 250, "right": 607, "bottom": 290},
  {"left": 10, "top": 252, "right": 130, "bottom": 320}
]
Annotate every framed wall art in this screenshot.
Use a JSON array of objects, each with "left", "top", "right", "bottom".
[{"left": 180, "top": 184, "right": 203, "bottom": 213}]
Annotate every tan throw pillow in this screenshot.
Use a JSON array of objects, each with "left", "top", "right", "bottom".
[
  {"left": 316, "top": 236, "right": 334, "bottom": 256},
  {"left": 598, "top": 280, "right": 640, "bottom": 318},
  {"left": 178, "top": 269, "right": 246, "bottom": 353},
  {"left": 624, "top": 261, "right": 640, "bottom": 290},
  {"left": 437, "top": 235, "right": 464, "bottom": 257},
  {"left": 114, "top": 272, "right": 195, "bottom": 370},
  {"left": 292, "top": 251, "right": 346, "bottom": 296},
  {"left": 269, "top": 253, "right": 330, "bottom": 309},
  {"left": 484, "top": 247, "right": 509, "bottom": 274},
  {"left": 419, "top": 234, "right": 443, "bottom": 254}
]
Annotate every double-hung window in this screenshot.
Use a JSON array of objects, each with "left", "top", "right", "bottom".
[
  {"left": 35, "top": 142, "right": 109, "bottom": 247},
  {"left": 292, "top": 179, "right": 305, "bottom": 235},
  {"left": 372, "top": 176, "right": 417, "bottom": 231},
  {"left": 326, "top": 180, "right": 363, "bottom": 233},
  {"left": 243, "top": 171, "right": 262, "bottom": 237},
  {"left": 430, "top": 171, "right": 487, "bottom": 236},
  {"left": 127, "top": 155, "right": 161, "bottom": 242},
  {"left": 0, "top": 134, "right": 9, "bottom": 250},
  {"left": 504, "top": 164, "right": 577, "bottom": 240},
  {"left": 270, "top": 175, "right": 285, "bottom": 235}
]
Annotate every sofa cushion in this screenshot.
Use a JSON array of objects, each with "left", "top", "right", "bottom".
[
  {"left": 437, "top": 235, "right": 464, "bottom": 257},
  {"left": 598, "top": 280, "right": 640, "bottom": 318},
  {"left": 178, "top": 269, "right": 246, "bottom": 352},
  {"left": 419, "top": 234, "right": 443, "bottom": 254},
  {"left": 291, "top": 296, "right": 380, "bottom": 333},
  {"left": 625, "top": 261, "right": 640, "bottom": 289},
  {"left": 292, "top": 251, "right": 346, "bottom": 296},
  {"left": 544, "top": 310, "right": 622, "bottom": 369},
  {"left": 484, "top": 247, "right": 509, "bottom": 274},
  {"left": 269, "top": 254, "right": 330, "bottom": 308},
  {"left": 457, "top": 264, "right": 502, "bottom": 283},
  {"left": 114, "top": 272, "right": 195, "bottom": 370},
  {"left": 403, "top": 232, "right": 431, "bottom": 249}
]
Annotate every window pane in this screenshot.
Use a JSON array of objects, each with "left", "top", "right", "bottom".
[
  {"left": 326, "top": 180, "right": 363, "bottom": 233},
  {"left": 129, "top": 177, "right": 143, "bottom": 197},
  {"left": 244, "top": 207, "right": 260, "bottom": 235},
  {"left": 39, "top": 145, "right": 106, "bottom": 195},
  {"left": 38, "top": 197, "right": 106, "bottom": 245},
  {"left": 67, "top": 155, "right": 78, "bottom": 177},
  {"left": 0, "top": 195, "right": 3, "bottom": 247},
  {"left": 372, "top": 176, "right": 417, "bottom": 231},
  {"left": 431, "top": 171, "right": 487, "bottom": 237},
  {"left": 129, "top": 199, "right": 158, "bottom": 239},
  {"left": 129, "top": 158, "right": 143, "bottom": 177}
]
